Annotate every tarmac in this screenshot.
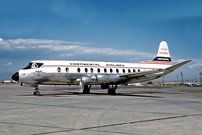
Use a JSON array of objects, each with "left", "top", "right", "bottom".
[{"left": 0, "top": 84, "right": 202, "bottom": 135}]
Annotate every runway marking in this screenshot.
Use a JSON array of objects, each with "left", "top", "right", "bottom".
[
  {"left": 6, "top": 113, "right": 199, "bottom": 135},
  {"left": 33, "top": 130, "right": 133, "bottom": 135},
  {"left": 80, "top": 113, "right": 202, "bottom": 130}
]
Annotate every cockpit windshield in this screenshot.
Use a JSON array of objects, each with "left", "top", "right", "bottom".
[{"left": 23, "top": 62, "right": 43, "bottom": 69}]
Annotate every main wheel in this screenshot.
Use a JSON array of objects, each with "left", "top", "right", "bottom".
[
  {"left": 83, "top": 85, "right": 90, "bottom": 94},
  {"left": 108, "top": 89, "right": 116, "bottom": 95}
]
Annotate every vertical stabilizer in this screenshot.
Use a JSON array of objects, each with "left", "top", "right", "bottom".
[{"left": 153, "top": 41, "right": 171, "bottom": 62}]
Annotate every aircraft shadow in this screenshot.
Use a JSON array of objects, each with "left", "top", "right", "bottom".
[{"left": 20, "top": 91, "right": 162, "bottom": 98}]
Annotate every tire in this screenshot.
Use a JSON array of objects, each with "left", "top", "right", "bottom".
[
  {"left": 83, "top": 85, "right": 90, "bottom": 94},
  {"left": 108, "top": 89, "right": 116, "bottom": 95},
  {"left": 35, "top": 91, "right": 40, "bottom": 96}
]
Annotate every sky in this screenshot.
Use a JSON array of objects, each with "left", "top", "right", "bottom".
[{"left": 0, "top": 0, "right": 202, "bottom": 82}]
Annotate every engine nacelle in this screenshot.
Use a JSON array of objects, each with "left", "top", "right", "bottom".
[
  {"left": 76, "top": 76, "right": 94, "bottom": 84},
  {"left": 97, "top": 74, "right": 120, "bottom": 84},
  {"left": 82, "top": 76, "right": 93, "bottom": 83},
  {"left": 76, "top": 75, "right": 121, "bottom": 85}
]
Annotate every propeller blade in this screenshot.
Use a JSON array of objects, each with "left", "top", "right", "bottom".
[
  {"left": 91, "top": 75, "right": 99, "bottom": 89},
  {"left": 94, "top": 75, "right": 98, "bottom": 89},
  {"left": 79, "top": 80, "right": 83, "bottom": 92}
]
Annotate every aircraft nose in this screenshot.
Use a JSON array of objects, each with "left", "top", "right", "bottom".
[{"left": 12, "top": 72, "right": 19, "bottom": 81}]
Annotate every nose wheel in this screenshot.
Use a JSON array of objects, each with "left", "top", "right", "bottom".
[
  {"left": 33, "top": 91, "right": 40, "bottom": 96},
  {"left": 33, "top": 87, "right": 40, "bottom": 96}
]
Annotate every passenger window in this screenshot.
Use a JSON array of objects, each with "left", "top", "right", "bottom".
[
  {"left": 66, "top": 67, "right": 69, "bottom": 72},
  {"left": 85, "top": 68, "right": 88, "bottom": 73},
  {"left": 91, "top": 68, "right": 94, "bottom": 73},
  {"left": 123, "top": 69, "right": 125, "bottom": 73},
  {"left": 110, "top": 68, "right": 113, "bottom": 73},
  {"left": 104, "top": 68, "right": 107, "bottom": 73},
  {"left": 77, "top": 68, "right": 81, "bottom": 73},
  {"left": 57, "top": 67, "right": 61, "bottom": 72},
  {"left": 116, "top": 69, "right": 119, "bottom": 73},
  {"left": 128, "top": 69, "right": 131, "bottom": 73},
  {"left": 97, "top": 68, "right": 100, "bottom": 73},
  {"left": 133, "top": 69, "right": 136, "bottom": 72},
  {"left": 138, "top": 69, "right": 140, "bottom": 72}
]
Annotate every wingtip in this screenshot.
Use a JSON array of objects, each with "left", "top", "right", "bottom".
[
  {"left": 185, "top": 60, "right": 192, "bottom": 63},
  {"left": 166, "top": 59, "right": 192, "bottom": 72}
]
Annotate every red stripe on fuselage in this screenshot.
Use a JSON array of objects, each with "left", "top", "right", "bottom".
[{"left": 137, "top": 61, "right": 172, "bottom": 65}]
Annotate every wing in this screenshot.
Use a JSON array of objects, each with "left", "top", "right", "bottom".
[
  {"left": 119, "top": 60, "right": 191, "bottom": 82},
  {"left": 165, "top": 60, "right": 191, "bottom": 72}
]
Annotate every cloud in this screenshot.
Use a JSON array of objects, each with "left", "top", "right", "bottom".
[
  {"left": 57, "top": 46, "right": 154, "bottom": 58},
  {"left": 4, "top": 62, "right": 12, "bottom": 66},
  {"left": 189, "top": 63, "right": 202, "bottom": 69},
  {"left": 0, "top": 38, "right": 89, "bottom": 51},
  {"left": 0, "top": 38, "right": 155, "bottom": 61}
]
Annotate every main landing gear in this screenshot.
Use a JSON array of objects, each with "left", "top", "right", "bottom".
[
  {"left": 33, "top": 87, "right": 40, "bottom": 96},
  {"left": 83, "top": 85, "right": 91, "bottom": 94},
  {"left": 108, "top": 84, "right": 117, "bottom": 95}
]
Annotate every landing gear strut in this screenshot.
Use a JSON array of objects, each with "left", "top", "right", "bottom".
[
  {"left": 108, "top": 84, "right": 117, "bottom": 95},
  {"left": 83, "top": 85, "right": 91, "bottom": 94}
]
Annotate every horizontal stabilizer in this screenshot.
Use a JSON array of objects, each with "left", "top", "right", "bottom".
[{"left": 165, "top": 60, "right": 191, "bottom": 72}]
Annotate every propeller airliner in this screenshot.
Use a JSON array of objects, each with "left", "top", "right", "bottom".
[{"left": 12, "top": 41, "right": 191, "bottom": 95}]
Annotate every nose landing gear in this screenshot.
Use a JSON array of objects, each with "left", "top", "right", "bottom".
[
  {"left": 33, "top": 87, "right": 40, "bottom": 96},
  {"left": 33, "top": 91, "right": 40, "bottom": 96}
]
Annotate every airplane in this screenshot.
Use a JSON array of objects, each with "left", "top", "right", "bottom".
[{"left": 12, "top": 41, "right": 191, "bottom": 95}]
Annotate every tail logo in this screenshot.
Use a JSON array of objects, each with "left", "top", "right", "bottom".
[
  {"left": 161, "top": 48, "right": 168, "bottom": 50},
  {"left": 159, "top": 52, "right": 169, "bottom": 55}
]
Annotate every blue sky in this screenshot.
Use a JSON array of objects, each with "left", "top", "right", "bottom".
[{"left": 0, "top": 0, "right": 202, "bottom": 82}]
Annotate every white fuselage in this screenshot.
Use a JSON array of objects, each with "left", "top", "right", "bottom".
[{"left": 18, "top": 60, "right": 171, "bottom": 85}]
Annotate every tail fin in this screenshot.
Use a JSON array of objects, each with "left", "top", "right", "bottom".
[
  {"left": 153, "top": 41, "right": 171, "bottom": 62},
  {"left": 137, "top": 41, "right": 172, "bottom": 65}
]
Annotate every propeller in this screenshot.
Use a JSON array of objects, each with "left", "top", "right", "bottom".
[
  {"left": 79, "top": 79, "right": 83, "bottom": 92},
  {"left": 76, "top": 78, "right": 84, "bottom": 93},
  {"left": 77, "top": 76, "right": 97, "bottom": 92},
  {"left": 91, "top": 75, "right": 98, "bottom": 89}
]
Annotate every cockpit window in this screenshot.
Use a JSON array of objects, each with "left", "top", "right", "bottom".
[
  {"left": 36, "top": 63, "right": 43, "bottom": 68},
  {"left": 23, "top": 62, "right": 43, "bottom": 69},
  {"left": 23, "top": 63, "right": 32, "bottom": 69},
  {"left": 32, "top": 63, "right": 38, "bottom": 68}
]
